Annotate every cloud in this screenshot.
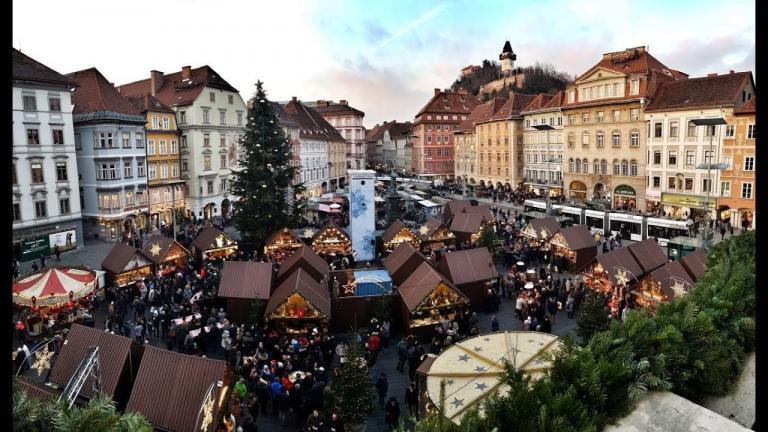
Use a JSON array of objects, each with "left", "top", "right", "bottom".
[
  {"left": 377, "top": 2, "right": 450, "bottom": 47},
  {"left": 363, "top": 21, "right": 391, "bottom": 44},
  {"left": 660, "top": 37, "right": 755, "bottom": 76}
]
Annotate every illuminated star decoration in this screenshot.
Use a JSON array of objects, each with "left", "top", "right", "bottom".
[
  {"left": 540, "top": 228, "right": 549, "bottom": 239},
  {"left": 303, "top": 228, "right": 315, "bottom": 238},
  {"left": 475, "top": 382, "right": 488, "bottom": 391},
  {"left": 419, "top": 225, "right": 430, "bottom": 236},
  {"left": 199, "top": 390, "right": 215, "bottom": 431},
  {"left": 343, "top": 281, "right": 356, "bottom": 295},
  {"left": 670, "top": 280, "right": 688, "bottom": 298},
  {"left": 450, "top": 397, "right": 464, "bottom": 408},
  {"left": 614, "top": 269, "right": 630, "bottom": 286},
  {"left": 32, "top": 344, "right": 53, "bottom": 376},
  {"left": 150, "top": 242, "right": 162, "bottom": 257}
]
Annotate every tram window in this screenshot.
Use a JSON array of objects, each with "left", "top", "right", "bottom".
[
  {"left": 610, "top": 220, "right": 641, "bottom": 234},
  {"left": 586, "top": 216, "right": 603, "bottom": 229}
]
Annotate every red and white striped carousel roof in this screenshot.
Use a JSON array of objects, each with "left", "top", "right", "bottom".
[{"left": 13, "top": 267, "right": 96, "bottom": 306}]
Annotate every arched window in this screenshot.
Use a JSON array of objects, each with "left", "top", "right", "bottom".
[
  {"left": 593, "top": 159, "right": 600, "bottom": 174},
  {"left": 575, "top": 159, "right": 581, "bottom": 173},
  {"left": 613, "top": 159, "right": 620, "bottom": 175},
  {"left": 621, "top": 160, "right": 629, "bottom": 176},
  {"left": 600, "top": 159, "right": 607, "bottom": 175},
  {"left": 630, "top": 159, "right": 638, "bottom": 176},
  {"left": 569, "top": 158, "right": 575, "bottom": 172},
  {"left": 596, "top": 131, "right": 605, "bottom": 147}
]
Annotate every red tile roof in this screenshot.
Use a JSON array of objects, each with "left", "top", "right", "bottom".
[
  {"left": 415, "top": 90, "right": 481, "bottom": 119},
  {"left": 218, "top": 261, "right": 273, "bottom": 300},
  {"left": 491, "top": 92, "right": 538, "bottom": 120},
  {"left": 366, "top": 121, "right": 413, "bottom": 142},
  {"left": 282, "top": 100, "right": 347, "bottom": 142},
  {"left": 521, "top": 93, "right": 555, "bottom": 113},
  {"left": 67, "top": 68, "right": 144, "bottom": 116},
  {"left": 126, "top": 93, "right": 175, "bottom": 114},
  {"left": 734, "top": 97, "right": 756, "bottom": 114},
  {"left": 12, "top": 48, "right": 77, "bottom": 88},
  {"left": 458, "top": 98, "right": 506, "bottom": 131},
  {"left": 645, "top": 72, "right": 753, "bottom": 112},
  {"left": 117, "top": 66, "right": 239, "bottom": 108},
  {"left": 305, "top": 100, "right": 365, "bottom": 116},
  {"left": 576, "top": 46, "right": 675, "bottom": 82},
  {"left": 539, "top": 90, "right": 565, "bottom": 110}
]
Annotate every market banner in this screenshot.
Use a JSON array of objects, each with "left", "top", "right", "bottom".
[
  {"left": 19, "top": 236, "right": 50, "bottom": 262},
  {"left": 49, "top": 229, "right": 77, "bottom": 253}
]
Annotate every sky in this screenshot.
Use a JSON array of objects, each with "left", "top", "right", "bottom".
[{"left": 13, "top": 0, "right": 755, "bottom": 129}]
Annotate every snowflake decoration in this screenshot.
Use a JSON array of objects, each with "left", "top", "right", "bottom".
[
  {"left": 419, "top": 225, "right": 430, "bottom": 236},
  {"left": 150, "top": 242, "right": 162, "bottom": 257},
  {"left": 199, "top": 390, "right": 216, "bottom": 431},
  {"left": 614, "top": 269, "right": 629, "bottom": 286},
  {"left": 303, "top": 228, "right": 315, "bottom": 238},
  {"left": 32, "top": 344, "right": 53, "bottom": 376},
  {"left": 670, "top": 280, "right": 688, "bottom": 298}
]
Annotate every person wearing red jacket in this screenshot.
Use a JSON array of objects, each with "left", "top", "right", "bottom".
[{"left": 367, "top": 332, "right": 381, "bottom": 354}]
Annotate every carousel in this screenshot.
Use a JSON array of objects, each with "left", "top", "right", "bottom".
[
  {"left": 101, "top": 242, "right": 153, "bottom": 287},
  {"left": 632, "top": 260, "right": 695, "bottom": 313},
  {"left": 191, "top": 225, "right": 238, "bottom": 262},
  {"left": 520, "top": 217, "right": 560, "bottom": 249},
  {"left": 381, "top": 219, "right": 422, "bottom": 252},
  {"left": 311, "top": 224, "right": 352, "bottom": 259},
  {"left": 13, "top": 267, "right": 99, "bottom": 337},
  {"left": 417, "top": 217, "right": 456, "bottom": 252},
  {"left": 264, "top": 227, "right": 305, "bottom": 262},
  {"left": 398, "top": 261, "right": 469, "bottom": 339},
  {"left": 265, "top": 268, "right": 331, "bottom": 335},
  {"left": 581, "top": 247, "right": 644, "bottom": 317},
  {"left": 546, "top": 225, "right": 597, "bottom": 273},
  {"left": 142, "top": 236, "right": 192, "bottom": 276}
]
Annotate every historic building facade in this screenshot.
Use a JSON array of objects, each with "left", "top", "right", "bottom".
[
  {"left": 561, "top": 46, "right": 686, "bottom": 211},
  {"left": 118, "top": 66, "right": 246, "bottom": 221},
  {"left": 643, "top": 72, "right": 755, "bottom": 222},
  {"left": 364, "top": 121, "right": 412, "bottom": 172},
  {"left": 68, "top": 68, "right": 148, "bottom": 241},
  {"left": 306, "top": 100, "right": 366, "bottom": 173},
  {"left": 521, "top": 91, "right": 565, "bottom": 196},
  {"left": 413, "top": 89, "right": 480, "bottom": 180},
  {"left": 719, "top": 97, "right": 756, "bottom": 230},
  {"left": 12, "top": 49, "right": 84, "bottom": 260}
]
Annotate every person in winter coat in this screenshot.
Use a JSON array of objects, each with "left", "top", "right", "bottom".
[
  {"left": 490, "top": 315, "right": 499, "bottom": 332},
  {"left": 396, "top": 338, "right": 408, "bottom": 372},
  {"left": 375, "top": 372, "right": 389, "bottom": 407},
  {"left": 385, "top": 397, "right": 401, "bottom": 429},
  {"left": 405, "top": 382, "right": 418, "bottom": 416},
  {"left": 234, "top": 377, "right": 248, "bottom": 400}
]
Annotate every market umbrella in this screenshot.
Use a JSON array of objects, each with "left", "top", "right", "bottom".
[
  {"left": 13, "top": 267, "right": 96, "bottom": 307},
  {"left": 329, "top": 203, "right": 341, "bottom": 209}
]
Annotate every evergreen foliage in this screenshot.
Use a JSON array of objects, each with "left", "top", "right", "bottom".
[
  {"left": 575, "top": 289, "right": 610, "bottom": 342},
  {"left": 327, "top": 342, "right": 373, "bottom": 426},
  {"left": 476, "top": 224, "right": 501, "bottom": 261},
  {"left": 451, "top": 61, "right": 571, "bottom": 97},
  {"left": 231, "top": 81, "right": 301, "bottom": 254}
]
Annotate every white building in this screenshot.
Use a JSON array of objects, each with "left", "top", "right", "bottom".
[
  {"left": 12, "top": 49, "right": 84, "bottom": 261},
  {"left": 68, "top": 68, "right": 149, "bottom": 241},
  {"left": 118, "top": 66, "right": 247, "bottom": 221},
  {"left": 364, "top": 121, "right": 413, "bottom": 172},
  {"left": 521, "top": 91, "right": 565, "bottom": 197},
  {"left": 307, "top": 100, "right": 366, "bottom": 172}
]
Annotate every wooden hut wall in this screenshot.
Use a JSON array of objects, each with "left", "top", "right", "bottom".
[{"left": 330, "top": 295, "right": 402, "bottom": 333}]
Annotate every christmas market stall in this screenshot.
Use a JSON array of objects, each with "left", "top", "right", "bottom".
[
  {"left": 125, "top": 346, "right": 231, "bottom": 432},
  {"left": 310, "top": 223, "right": 352, "bottom": 260},
  {"left": 381, "top": 219, "right": 422, "bottom": 252},
  {"left": 626, "top": 238, "right": 668, "bottom": 275},
  {"left": 398, "top": 261, "right": 469, "bottom": 339},
  {"left": 581, "top": 247, "right": 643, "bottom": 316},
  {"left": 217, "top": 261, "right": 274, "bottom": 324},
  {"left": 190, "top": 225, "right": 238, "bottom": 263},
  {"left": 520, "top": 217, "right": 561, "bottom": 249},
  {"left": 679, "top": 247, "right": 708, "bottom": 281},
  {"left": 438, "top": 247, "right": 498, "bottom": 312},
  {"left": 632, "top": 259, "right": 696, "bottom": 312},
  {"left": 48, "top": 324, "right": 144, "bottom": 409},
  {"left": 416, "top": 217, "right": 456, "bottom": 252},
  {"left": 463, "top": 204, "right": 494, "bottom": 223},
  {"left": 277, "top": 244, "right": 329, "bottom": 285},
  {"left": 265, "top": 268, "right": 331, "bottom": 335},
  {"left": 449, "top": 213, "right": 487, "bottom": 247},
  {"left": 546, "top": 225, "right": 597, "bottom": 273},
  {"left": 101, "top": 242, "right": 153, "bottom": 287},
  {"left": 383, "top": 242, "right": 428, "bottom": 287},
  {"left": 141, "top": 236, "right": 191, "bottom": 276},
  {"left": 14, "top": 376, "right": 60, "bottom": 402},
  {"left": 442, "top": 200, "right": 471, "bottom": 224},
  {"left": 264, "top": 227, "right": 305, "bottom": 263}
]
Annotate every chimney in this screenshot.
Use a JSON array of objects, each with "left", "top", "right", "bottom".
[
  {"left": 291, "top": 96, "right": 297, "bottom": 102},
  {"left": 730, "top": 70, "right": 735, "bottom": 74},
  {"left": 150, "top": 70, "right": 163, "bottom": 97},
  {"left": 316, "top": 100, "right": 324, "bottom": 106},
  {"left": 181, "top": 66, "right": 191, "bottom": 81},
  {"left": 383, "top": 121, "right": 388, "bottom": 125},
  {"left": 707, "top": 73, "right": 717, "bottom": 77},
  {"left": 434, "top": 88, "right": 441, "bottom": 96},
  {"left": 339, "top": 100, "right": 348, "bottom": 105}
]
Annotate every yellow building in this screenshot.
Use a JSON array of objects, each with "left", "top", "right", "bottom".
[
  {"left": 329, "top": 139, "right": 346, "bottom": 190},
  {"left": 128, "top": 94, "right": 185, "bottom": 229},
  {"left": 719, "top": 97, "right": 756, "bottom": 230},
  {"left": 561, "top": 46, "right": 686, "bottom": 211}
]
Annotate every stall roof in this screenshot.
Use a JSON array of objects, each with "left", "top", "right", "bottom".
[
  {"left": 418, "top": 200, "right": 440, "bottom": 207},
  {"left": 218, "top": 261, "right": 273, "bottom": 300},
  {"left": 141, "top": 236, "right": 191, "bottom": 265},
  {"left": 49, "top": 324, "right": 144, "bottom": 400},
  {"left": 679, "top": 248, "right": 708, "bottom": 281},
  {"left": 449, "top": 213, "right": 486, "bottom": 234},
  {"left": 15, "top": 377, "right": 60, "bottom": 402},
  {"left": 381, "top": 219, "right": 416, "bottom": 244},
  {"left": 627, "top": 239, "right": 668, "bottom": 274},
  {"left": 418, "top": 217, "right": 445, "bottom": 240},
  {"left": 523, "top": 217, "right": 560, "bottom": 240},
  {"left": 398, "top": 261, "right": 466, "bottom": 312},
  {"left": 415, "top": 353, "right": 437, "bottom": 375},
  {"left": 648, "top": 260, "right": 696, "bottom": 300},
  {"left": 191, "top": 225, "right": 236, "bottom": 251},
  {"left": 311, "top": 223, "right": 351, "bottom": 244},
  {"left": 265, "top": 227, "right": 303, "bottom": 247},
  {"left": 464, "top": 204, "right": 493, "bottom": 221},
  {"left": 438, "top": 247, "right": 498, "bottom": 286},
  {"left": 443, "top": 200, "right": 471, "bottom": 223},
  {"left": 553, "top": 225, "right": 595, "bottom": 250},
  {"left": 277, "top": 245, "right": 329, "bottom": 282},
  {"left": 383, "top": 242, "right": 428, "bottom": 286},
  {"left": 126, "top": 346, "right": 228, "bottom": 432},
  {"left": 592, "top": 247, "right": 644, "bottom": 286},
  {"left": 101, "top": 242, "right": 152, "bottom": 274},
  {"left": 266, "top": 268, "right": 331, "bottom": 317}
]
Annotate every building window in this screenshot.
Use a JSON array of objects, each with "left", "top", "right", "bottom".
[
  {"left": 613, "top": 160, "right": 620, "bottom": 175},
  {"left": 721, "top": 181, "right": 731, "bottom": 197},
  {"left": 575, "top": 159, "right": 581, "bottom": 173},
  {"left": 210, "top": 92, "right": 216, "bottom": 103},
  {"left": 171, "top": 163, "right": 178, "bottom": 178},
  {"left": 557, "top": 117, "right": 562, "bottom": 126},
  {"left": 621, "top": 160, "right": 629, "bottom": 176},
  {"left": 160, "top": 164, "right": 168, "bottom": 179},
  {"left": 600, "top": 159, "right": 607, "bottom": 174},
  {"left": 567, "top": 114, "right": 574, "bottom": 126},
  {"left": 668, "top": 177, "right": 677, "bottom": 189},
  {"left": 162, "top": 117, "right": 169, "bottom": 130},
  {"left": 30, "top": 161, "right": 44, "bottom": 183},
  {"left": 204, "top": 134, "right": 210, "bottom": 147},
  {"left": 220, "top": 154, "right": 227, "bottom": 169},
  {"left": 669, "top": 121, "right": 679, "bottom": 138},
  {"left": 228, "top": 94, "right": 234, "bottom": 105},
  {"left": 98, "top": 132, "right": 115, "bottom": 148},
  {"left": 181, "top": 159, "right": 189, "bottom": 172},
  {"left": 610, "top": 110, "right": 619, "bottom": 123},
  {"left": 220, "top": 110, "right": 226, "bottom": 125},
  {"left": 687, "top": 121, "right": 697, "bottom": 138},
  {"left": 180, "top": 111, "right": 186, "bottom": 124},
  {"left": 52, "top": 128, "right": 64, "bottom": 145},
  {"left": 59, "top": 198, "right": 70, "bottom": 215},
  {"left": 668, "top": 150, "right": 677, "bottom": 166},
  {"left": 593, "top": 159, "right": 600, "bottom": 174},
  {"left": 701, "top": 178, "right": 712, "bottom": 193},
  {"left": 747, "top": 124, "right": 755, "bottom": 139},
  {"left": 567, "top": 90, "right": 575, "bottom": 103},
  {"left": 653, "top": 151, "right": 661, "bottom": 165},
  {"left": 13, "top": 203, "right": 21, "bottom": 221},
  {"left": 171, "top": 140, "right": 178, "bottom": 154},
  {"left": 612, "top": 131, "right": 621, "bottom": 147},
  {"left": 136, "top": 160, "right": 145, "bottom": 177},
  {"left": 724, "top": 124, "right": 735, "bottom": 138},
  {"left": 34, "top": 201, "right": 46, "bottom": 218},
  {"left": 202, "top": 109, "right": 210, "bottom": 124},
  {"left": 237, "top": 111, "right": 243, "bottom": 126},
  {"left": 582, "top": 112, "right": 589, "bottom": 124},
  {"left": 136, "top": 134, "right": 144, "bottom": 148},
  {"left": 27, "top": 128, "right": 40, "bottom": 145},
  {"left": 744, "top": 156, "right": 754, "bottom": 171},
  {"left": 56, "top": 161, "right": 68, "bottom": 181},
  {"left": 684, "top": 178, "right": 693, "bottom": 190},
  {"left": 159, "top": 140, "right": 167, "bottom": 155},
  {"left": 204, "top": 155, "right": 211, "bottom": 171},
  {"left": 147, "top": 140, "right": 155, "bottom": 155},
  {"left": 48, "top": 96, "right": 61, "bottom": 112},
  {"left": 23, "top": 94, "right": 37, "bottom": 111},
  {"left": 685, "top": 151, "right": 695, "bottom": 166},
  {"left": 630, "top": 108, "right": 640, "bottom": 121},
  {"left": 207, "top": 180, "right": 214, "bottom": 194},
  {"left": 704, "top": 150, "right": 713, "bottom": 164},
  {"left": 120, "top": 133, "right": 129, "bottom": 148},
  {"left": 629, "top": 131, "right": 639, "bottom": 146},
  {"left": 741, "top": 182, "right": 753, "bottom": 199},
  {"left": 152, "top": 116, "right": 159, "bottom": 129},
  {"left": 181, "top": 135, "right": 188, "bottom": 149},
  {"left": 123, "top": 160, "right": 132, "bottom": 178},
  {"left": 630, "top": 160, "right": 638, "bottom": 176},
  {"left": 596, "top": 131, "right": 604, "bottom": 147},
  {"left": 654, "top": 122, "right": 662, "bottom": 138},
  {"left": 596, "top": 111, "right": 604, "bottom": 123},
  {"left": 148, "top": 163, "right": 157, "bottom": 180},
  {"left": 581, "top": 131, "right": 589, "bottom": 146},
  {"left": 630, "top": 79, "right": 639, "bottom": 95},
  {"left": 220, "top": 178, "right": 227, "bottom": 192}
]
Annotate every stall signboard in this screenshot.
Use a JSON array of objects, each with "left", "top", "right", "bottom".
[
  {"left": 19, "top": 236, "right": 50, "bottom": 262},
  {"left": 614, "top": 185, "right": 636, "bottom": 196},
  {"left": 49, "top": 229, "right": 77, "bottom": 253},
  {"left": 661, "top": 193, "right": 716, "bottom": 209}
]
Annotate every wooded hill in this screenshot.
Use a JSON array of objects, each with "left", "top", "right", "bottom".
[{"left": 451, "top": 60, "right": 573, "bottom": 100}]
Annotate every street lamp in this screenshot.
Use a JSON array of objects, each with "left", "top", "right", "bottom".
[
  {"left": 691, "top": 117, "right": 728, "bottom": 246},
  {"left": 532, "top": 124, "right": 555, "bottom": 216}
]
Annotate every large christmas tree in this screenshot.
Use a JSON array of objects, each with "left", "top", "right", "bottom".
[{"left": 231, "top": 81, "right": 301, "bottom": 255}]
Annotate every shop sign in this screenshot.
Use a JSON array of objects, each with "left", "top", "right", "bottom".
[
  {"left": 661, "top": 192, "right": 716, "bottom": 208},
  {"left": 614, "top": 184, "right": 636, "bottom": 196},
  {"left": 19, "top": 236, "right": 50, "bottom": 262}
]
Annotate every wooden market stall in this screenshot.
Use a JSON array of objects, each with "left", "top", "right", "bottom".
[
  {"left": 141, "top": 236, "right": 192, "bottom": 277},
  {"left": 125, "top": 346, "right": 231, "bottom": 432},
  {"left": 265, "top": 268, "right": 331, "bottom": 335},
  {"left": 626, "top": 238, "right": 668, "bottom": 275},
  {"left": 264, "top": 227, "right": 305, "bottom": 263},
  {"left": 381, "top": 219, "right": 422, "bottom": 252},
  {"left": 101, "top": 242, "right": 153, "bottom": 287},
  {"left": 632, "top": 259, "right": 696, "bottom": 312},
  {"left": 383, "top": 242, "right": 429, "bottom": 287},
  {"left": 277, "top": 244, "right": 330, "bottom": 284},
  {"left": 438, "top": 247, "right": 498, "bottom": 312},
  {"left": 520, "top": 217, "right": 561, "bottom": 249},
  {"left": 581, "top": 247, "right": 644, "bottom": 316},
  {"left": 398, "top": 261, "right": 469, "bottom": 340},
  {"left": 678, "top": 248, "right": 708, "bottom": 281},
  {"left": 464, "top": 204, "right": 494, "bottom": 223},
  {"left": 442, "top": 200, "right": 471, "bottom": 224},
  {"left": 449, "top": 213, "right": 487, "bottom": 247},
  {"left": 190, "top": 225, "right": 238, "bottom": 262},
  {"left": 311, "top": 223, "right": 352, "bottom": 258},
  {"left": 417, "top": 217, "right": 456, "bottom": 252},
  {"left": 217, "top": 261, "right": 274, "bottom": 324},
  {"left": 546, "top": 225, "right": 597, "bottom": 273}
]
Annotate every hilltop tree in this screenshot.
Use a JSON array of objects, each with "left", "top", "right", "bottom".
[{"left": 231, "top": 81, "right": 301, "bottom": 255}]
